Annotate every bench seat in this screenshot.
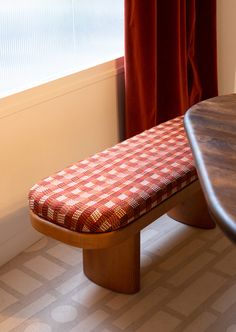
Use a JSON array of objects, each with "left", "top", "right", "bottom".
[
  {"left": 29, "top": 116, "right": 197, "bottom": 233},
  {"left": 29, "top": 116, "right": 215, "bottom": 293}
]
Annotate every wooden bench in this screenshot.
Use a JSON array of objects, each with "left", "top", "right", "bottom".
[{"left": 29, "top": 116, "right": 215, "bottom": 294}]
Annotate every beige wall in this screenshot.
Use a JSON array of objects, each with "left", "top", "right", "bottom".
[
  {"left": 0, "top": 59, "right": 124, "bottom": 265},
  {"left": 217, "top": 0, "right": 236, "bottom": 94}
]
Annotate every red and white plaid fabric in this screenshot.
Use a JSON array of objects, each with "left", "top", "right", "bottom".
[{"left": 29, "top": 116, "right": 197, "bottom": 233}]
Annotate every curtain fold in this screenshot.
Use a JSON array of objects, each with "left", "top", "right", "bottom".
[{"left": 124, "top": 0, "right": 218, "bottom": 138}]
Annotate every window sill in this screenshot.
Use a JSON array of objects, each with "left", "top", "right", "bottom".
[{"left": 0, "top": 57, "right": 124, "bottom": 120}]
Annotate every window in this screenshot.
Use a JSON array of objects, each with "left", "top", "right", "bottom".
[{"left": 0, "top": 0, "right": 124, "bottom": 98}]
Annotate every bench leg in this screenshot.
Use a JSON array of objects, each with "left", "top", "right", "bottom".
[
  {"left": 168, "top": 188, "right": 215, "bottom": 229},
  {"left": 83, "top": 232, "right": 140, "bottom": 294}
]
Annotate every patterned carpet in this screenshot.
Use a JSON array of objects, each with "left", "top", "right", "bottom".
[{"left": 0, "top": 214, "right": 235, "bottom": 332}]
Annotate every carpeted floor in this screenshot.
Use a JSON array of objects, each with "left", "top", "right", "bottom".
[{"left": 0, "top": 214, "right": 235, "bottom": 332}]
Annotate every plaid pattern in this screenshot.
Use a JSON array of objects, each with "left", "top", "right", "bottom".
[{"left": 29, "top": 116, "right": 197, "bottom": 233}]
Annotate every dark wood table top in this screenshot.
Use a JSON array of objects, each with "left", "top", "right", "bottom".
[{"left": 184, "top": 94, "right": 236, "bottom": 243}]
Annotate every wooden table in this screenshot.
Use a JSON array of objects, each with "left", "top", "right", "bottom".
[{"left": 184, "top": 94, "right": 236, "bottom": 243}]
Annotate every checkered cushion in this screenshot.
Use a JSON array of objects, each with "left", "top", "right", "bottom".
[{"left": 29, "top": 116, "right": 197, "bottom": 233}]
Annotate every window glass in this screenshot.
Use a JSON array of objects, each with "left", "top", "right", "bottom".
[{"left": 0, "top": 0, "right": 124, "bottom": 97}]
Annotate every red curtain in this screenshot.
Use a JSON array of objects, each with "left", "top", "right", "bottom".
[{"left": 124, "top": 0, "right": 218, "bottom": 138}]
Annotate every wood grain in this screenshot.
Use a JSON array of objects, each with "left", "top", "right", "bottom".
[
  {"left": 168, "top": 188, "right": 215, "bottom": 229},
  {"left": 83, "top": 233, "right": 140, "bottom": 294},
  {"left": 184, "top": 94, "right": 236, "bottom": 243}
]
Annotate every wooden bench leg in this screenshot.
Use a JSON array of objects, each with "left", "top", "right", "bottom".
[
  {"left": 83, "top": 232, "right": 140, "bottom": 294},
  {"left": 168, "top": 188, "right": 215, "bottom": 229}
]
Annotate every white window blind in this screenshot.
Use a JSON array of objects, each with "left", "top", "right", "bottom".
[{"left": 0, "top": 0, "right": 124, "bottom": 97}]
